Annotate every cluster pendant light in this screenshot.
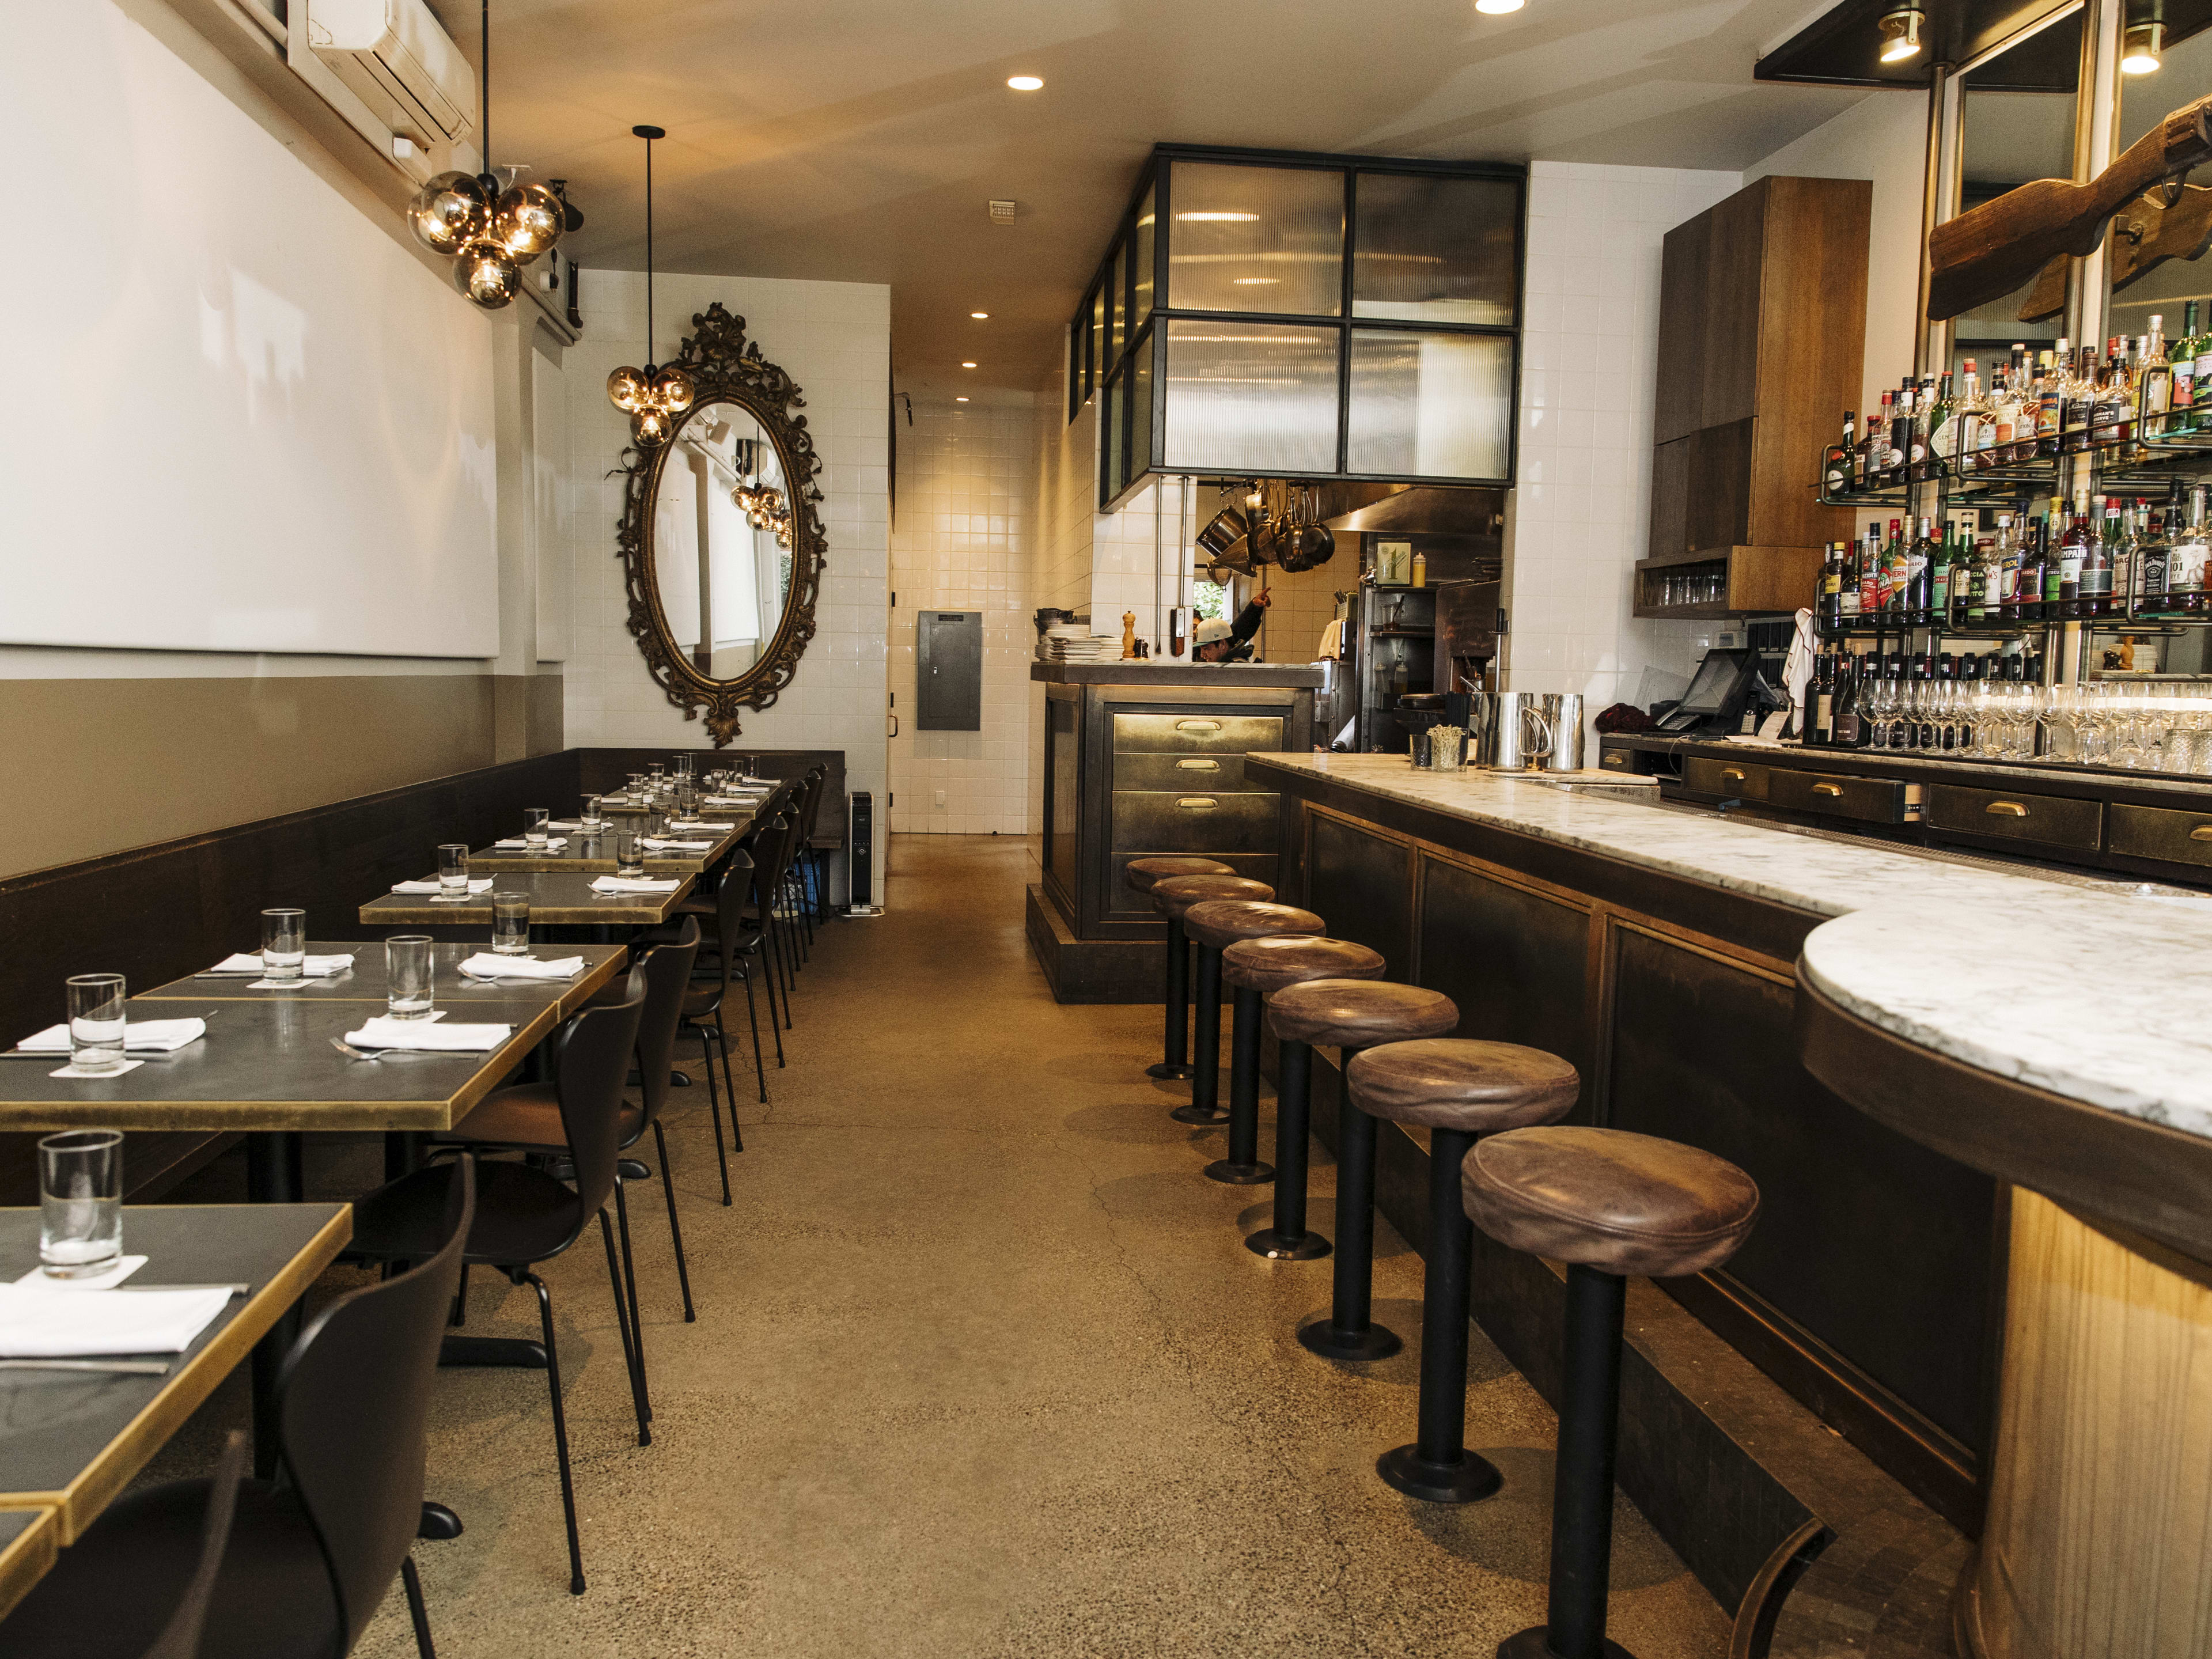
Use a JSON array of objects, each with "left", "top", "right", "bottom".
[
  {"left": 406, "top": 1, "right": 567, "bottom": 309},
  {"left": 606, "top": 127, "right": 695, "bottom": 446}
]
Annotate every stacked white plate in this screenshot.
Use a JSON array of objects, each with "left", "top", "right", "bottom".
[{"left": 1040, "top": 625, "right": 1115, "bottom": 662}]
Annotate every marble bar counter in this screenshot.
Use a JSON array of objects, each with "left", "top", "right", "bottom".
[{"left": 1248, "top": 750, "right": 2212, "bottom": 1659}]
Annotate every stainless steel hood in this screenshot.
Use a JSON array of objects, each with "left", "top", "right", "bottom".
[{"left": 1306, "top": 480, "right": 1507, "bottom": 537}]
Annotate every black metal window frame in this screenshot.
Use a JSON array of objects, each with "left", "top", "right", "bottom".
[{"left": 1070, "top": 143, "right": 1528, "bottom": 510}]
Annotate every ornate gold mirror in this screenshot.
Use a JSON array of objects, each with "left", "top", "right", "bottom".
[{"left": 616, "top": 302, "right": 826, "bottom": 743}]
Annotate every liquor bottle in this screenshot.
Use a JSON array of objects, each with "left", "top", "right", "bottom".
[
  {"left": 2080, "top": 498, "right": 2120, "bottom": 619},
  {"left": 1929, "top": 521, "right": 1952, "bottom": 626},
  {"left": 2060, "top": 348, "right": 2094, "bottom": 454},
  {"left": 1887, "top": 654, "right": 1913, "bottom": 751},
  {"left": 2175, "top": 300, "right": 2202, "bottom": 429},
  {"left": 1955, "top": 361, "right": 1984, "bottom": 465},
  {"left": 2096, "top": 346, "right": 2134, "bottom": 448},
  {"left": 1956, "top": 654, "right": 1980, "bottom": 753},
  {"left": 2171, "top": 485, "right": 2210, "bottom": 615},
  {"left": 2192, "top": 308, "right": 2212, "bottom": 437},
  {"left": 1819, "top": 541, "right": 1844, "bottom": 629},
  {"left": 1839, "top": 537, "right": 1862, "bottom": 626},
  {"left": 1979, "top": 516, "right": 2013, "bottom": 624},
  {"left": 2009, "top": 514, "right": 2040, "bottom": 622},
  {"left": 1825, "top": 414, "right": 1856, "bottom": 495},
  {"left": 1937, "top": 655, "right": 1960, "bottom": 752},
  {"left": 1890, "top": 385, "right": 1916, "bottom": 480},
  {"left": 2138, "top": 497, "right": 2171, "bottom": 615},
  {"left": 1811, "top": 650, "right": 1836, "bottom": 745},
  {"left": 2143, "top": 315, "right": 2172, "bottom": 438},
  {"left": 1908, "top": 378, "right": 1936, "bottom": 482},
  {"left": 1914, "top": 654, "right": 1940, "bottom": 749},
  {"left": 1884, "top": 518, "right": 1908, "bottom": 619},
  {"left": 1948, "top": 523, "right": 1978, "bottom": 628},
  {"left": 2056, "top": 501, "right": 2092, "bottom": 616},
  {"left": 1907, "top": 516, "right": 1937, "bottom": 625},
  {"left": 2036, "top": 350, "right": 2065, "bottom": 457},
  {"left": 1834, "top": 652, "right": 1863, "bottom": 748},
  {"left": 1859, "top": 522, "right": 1883, "bottom": 618},
  {"left": 1869, "top": 392, "right": 1894, "bottom": 480},
  {"left": 1926, "top": 370, "right": 1957, "bottom": 476}
]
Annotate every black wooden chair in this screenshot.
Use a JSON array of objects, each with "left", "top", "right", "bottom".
[
  {"left": 2, "top": 1161, "right": 475, "bottom": 1658},
  {"left": 681, "top": 851, "right": 767, "bottom": 1141}
]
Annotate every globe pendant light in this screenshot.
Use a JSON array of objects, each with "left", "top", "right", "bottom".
[
  {"left": 606, "top": 126, "right": 695, "bottom": 446},
  {"left": 406, "top": 1, "right": 566, "bottom": 309}
]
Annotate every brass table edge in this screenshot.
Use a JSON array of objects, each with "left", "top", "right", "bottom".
[{"left": 0, "top": 1504, "right": 58, "bottom": 1623}]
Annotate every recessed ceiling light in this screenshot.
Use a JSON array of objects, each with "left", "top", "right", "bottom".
[
  {"left": 1475, "top": 0, "right": 1524, "bottom": 12},
  {"left": 956, "top": 395, "right": 969, "bottom": 402},
  {"left": 2122, "top": 19, "right": 2164, "bottom": 70},
  {"left": 971, "top": 311, "right": 989, "bottom": 319},
  {"left": 1877, "top": 6, "right": 1923, "bottom": 61},
  {"left": 1007, "top": 75, "right": 1044, "bottom": 90},
  {"left": 1176, "top": 211, "right": 1259, "bottom": 223},
  {"left": 962, "top": 361, "right": 978, "bottom": 368},
  {"left": 1232, "top": 277, "right": 1280, "bottom": 286}
]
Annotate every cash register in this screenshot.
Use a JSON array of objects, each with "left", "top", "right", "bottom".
[{"left": 1654, "top": 647, "right": 1785, "bottom": 737}]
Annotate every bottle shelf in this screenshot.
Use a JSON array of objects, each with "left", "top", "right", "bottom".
[{"left": 1820, "top": 420, "right": 2212, "bottom": 509}]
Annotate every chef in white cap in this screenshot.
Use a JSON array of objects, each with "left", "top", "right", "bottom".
[{"left": 1192, "top": 590, "right": 1271, "bottom": 662}]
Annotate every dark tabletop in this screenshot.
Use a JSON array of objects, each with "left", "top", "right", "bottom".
[
  {"left": 0, "top": 1203, "right": 351, "bottom": 1543},
  {"left": 0, "top": 993, "right": 556, "bottom": 1131},
  {"left": 469, "top": 808, "right": 755, "bottom": 874},
  {"left": 0, "top": 1505, "right": 56, "bottom": 1621},
  {"left": 134, "top": 941, "right": 625, "bottom": 1020},
  {"left": 358, "top": 869, "right": 694, "bottom": 928}
]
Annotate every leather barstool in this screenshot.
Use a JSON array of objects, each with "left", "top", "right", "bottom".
[
  {"left": 1464, "top": 1127, "right": 1759, "bottom": 1659},
  {"left": 1124, "top": 857, "right": 1235, "bottom": 1082},
  {"left": 1221, "top": 937, "right": 1385, "bottom": 1260},
  {"left": 1150, "top": 873, "right": 1273, "bottom": 1127},
  {"left": 1180, "top": 900, "right": 1325, "bottom": 1184},
  {"left": 1267, "top": 980, "right": 1459, "bottom": 1360},
  {"left": 1349, "top": 1040, "right": 1579, "bottom": 1503}
]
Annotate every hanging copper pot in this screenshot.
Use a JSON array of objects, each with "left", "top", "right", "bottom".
[{"left": 1195, "top": 506, "right": 1251, "bottom": 562}]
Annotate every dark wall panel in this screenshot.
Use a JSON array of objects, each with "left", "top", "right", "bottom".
[{"left": 1307, "top": 814, "right": 1413, "bottom": 977}]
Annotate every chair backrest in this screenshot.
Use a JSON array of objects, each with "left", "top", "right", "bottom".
[
  {"left": 797, "top": 768, "right": 827, "bottom": 841},
  {"left": 142, "top": 1429, "right": 249, "bottom": 1659},
  {"left": 276, "top": 1156, "right": 475, "bottom": 1652},
  {"left": 754, "top": 813, "right": 796, "bottom": 902},
  {"left": 630, "top": 918, "right": 699, "bottom": 1128},
  {"left": 553, "top": 964, "right": 649, "bottom": 1218},
  {"left": 714, "top": 850, "right": 757, "bottom": 986}
]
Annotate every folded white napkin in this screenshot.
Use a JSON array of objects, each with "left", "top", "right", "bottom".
[
  {"left": 210, "top": 953, "right": 355, "bottom": 977},
  {"left": 0, "top": 1283, "right": 234, "bottom": 1356},
  {"left": 666, "top": 821, "right": 735, "bottom": 832},
  {"left": 590, "top": 876, "right": 681, "bottom": 894},
  {"left": 342, "top": 1017, "right": 513, "bottom": 1052},
  {"left": 391, "top": 878, "right": 495, "bottom": 895},
  {"left": 17, "top": 1017, "right": 207, "bottom": 1055},
  {"left": 642, "top": 838, "right": 713, "bottom": 851},
  {"left": 547, "top": 820, "right": 586, "bottom": 830},
  {"left": 493, "top": 838, "right": 569, "bottom": 851},
  {"left": 455, "top": 953, "right": 584, "bottom": 980},
  {"left": 15, "top": 1256, "right": 147, "bottom": 1290}
]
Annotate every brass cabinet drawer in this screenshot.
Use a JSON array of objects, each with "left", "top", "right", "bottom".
[
  {"left": 1683, "top": 756, "right": 1770, "bottom": 800},
  {"left": 1112, "top": 713, "right": 1286, "bottom": 755},
  {"left": 1111, "top": 752, "right": 1267, "bottom": 793},
  {"left": 1926, "top": 783, "right": 2102, "bottom": 850},
  {"left": 2108, "top": 803, "right": 2212, "bottom": 869},
  {"left": 1767, "top": 768, "right": 1914, "bottom": 825},
  {"left": 1110, "top": 790, "right": 1281, "bottom": 854}
]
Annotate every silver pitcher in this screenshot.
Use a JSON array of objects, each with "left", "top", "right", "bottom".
[
  {"left": 1468, "top": 691, "right": 1585, "bottom": 771},
  {"left": 1537, "top": 693, "right": 1585, "bottom": 772}
]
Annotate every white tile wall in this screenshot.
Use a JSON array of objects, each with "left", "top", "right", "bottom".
[
  {"left": 1503, "top": 161, "right": 1746, "bottom": 733},
  {"left": 558, "top": 270, "right": 890, "bottom": 895},
  {"left": 889, "top": 400, "right": 1037, "bottom": 835}
]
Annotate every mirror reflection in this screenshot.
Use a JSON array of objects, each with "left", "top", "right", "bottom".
[
  {"left": 2108, "top": 25, "right": 2212, "bottom": 349},
  {"left": 1950, "top": 73, "right": 2075, "bottom": 371},
  {"left": 652, "top": 401, "right": 794, "bottom": 683}
]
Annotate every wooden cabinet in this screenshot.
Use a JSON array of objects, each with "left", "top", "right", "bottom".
[{"left": 1649, "top": 176, "right": 1869, "bottom": 588}]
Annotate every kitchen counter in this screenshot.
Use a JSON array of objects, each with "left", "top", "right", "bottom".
[{"left": 1029, "top": 660, "right": 1325, "bottom": 688}]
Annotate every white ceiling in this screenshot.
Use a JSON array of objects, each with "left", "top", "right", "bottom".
[{"left": 446, "top": 0, "right": 1868, "bottom": 395}]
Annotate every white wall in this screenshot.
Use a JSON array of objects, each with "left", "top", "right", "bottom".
[{"left": 559, "top": 270, "right": 891, "bottom": 893}]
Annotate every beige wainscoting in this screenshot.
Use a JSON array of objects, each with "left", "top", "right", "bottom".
[
  {"left": 0, "top": 674, "right": 558, "bottom": 880},
  {"left": 1972, "top": 1186, "right": 2212, "bottom": 1658}
]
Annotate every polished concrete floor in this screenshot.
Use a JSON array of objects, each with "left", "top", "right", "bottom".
[{"left": 157, "top": 834, "right": 1730, "bottom": 1656}]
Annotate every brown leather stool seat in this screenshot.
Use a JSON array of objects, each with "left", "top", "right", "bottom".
[
  {"left": 1129, "top": 860, "right": 1237, "bottom": 1082},
  {"left": 1266, "top": 979, "right": 1457, "bottom": 1051},
  {"left": 1177, "top": 902, "right": 1326, "bottom": 1178},
  {"left": 1150, "top": 873, "right": 1273, "bottom": 918},
  {"left": 1470, "top": 1126, "right": 1758, "bottom": 1659},
  {"left": 1347, "top": 1040, "right": 1580, "bottom": 1505},
  {"left": 1222, "top": 938, "right": 1385, "bottom": 1261},
  {"left": 1148, "top": 874, "right": 1277, "bottom": 1124},
  {"left": 1181, "top": 900, "right": 1323, "bottom": 951}
]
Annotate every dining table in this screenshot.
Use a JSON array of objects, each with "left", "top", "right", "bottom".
[
  {"left": 357, "top": 869, "right": 696, "bottom": 935},
  {"left": 0, "top": 1202, "right": 351, "bottom": 1616},
  {"left": 468, "top": 806, "right": 757, "bottom": 876}
]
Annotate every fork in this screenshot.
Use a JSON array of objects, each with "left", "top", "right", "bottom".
[{"left": 329, "top": 1037, "right": 385, "bottom": 1062}]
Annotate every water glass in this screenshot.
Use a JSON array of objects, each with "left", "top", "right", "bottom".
[
  {"left": 627, "top": 772, "right": 646, "bottom": 800},
  {"left": 581, "top": 794, "right": 605, "bottom": 833},
  {"left": 65, "top": 974, "right": 128, "bottom": 1074},
  {"left": 39, "top": 1129, "right": 123, "bottom": 1278},
  {"left": 437, "top": 844, "right": 470, "bottom": 899},
  {"left": 615, "top": 830, "right": 645, "bottom": 877},
  {"left": 386, "top": 935, "right": 434, "bottom": 1019},
  {"left": 673, "top": 781, "right": 699, "bottom": 820},
  {"left": 647, "top": 762, "right": 666, "bottom": 783},
  {"left": 260, "top": 907, "right": 306, "bottom": 982},
  {"left": 524, "top": 808, "right": 551, "bottom": 849},
  {"left": 673, "top": 753, "right": 694, "bottom": 779},
  {"left": 491, "top": 892, "right": 531, "bottom": 955}
]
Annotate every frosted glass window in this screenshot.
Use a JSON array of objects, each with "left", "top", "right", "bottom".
[
  {"left": 1347, "top": 328, "right": 1512, "bottom": 479},
  {"left": 1353, "top": 175, "right": 1519, "bottom": 325},
  {"left": 1130, "top": 330, "right": 1154, "bottom": 477},
  {"left": 1164, "top": 319, "right": 1339, "bottom": 474},
  {"left": 1109, "top": 242, "right": 1126, "bottom": 359},
  {"left": 1090, "top": 286, "right": 1105, "bottom": 389},
  {"left": 1167, "top": 161, "right": 1343, "bottom": 316},
  {"left": 1132, "top": 183, "right": 1156, "bottom": 324}
]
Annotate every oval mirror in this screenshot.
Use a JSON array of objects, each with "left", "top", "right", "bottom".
[{"left": 616, "top": 303, "right": 826, "bottom": 744}]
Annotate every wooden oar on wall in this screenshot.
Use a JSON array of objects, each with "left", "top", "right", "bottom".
[
  {"left": 2014, "top": 183, "right": 2212, "bottom": 324},
  {"left": 1928, "top": 92, "right": 2212, "bottom": 321}
]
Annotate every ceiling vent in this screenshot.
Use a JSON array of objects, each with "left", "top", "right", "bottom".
[{"left": 988, "top": 199, "right": 1018, "bottom": 224}]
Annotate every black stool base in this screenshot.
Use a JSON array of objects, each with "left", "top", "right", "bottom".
[
  {"left": 1203, "top": 1158, "right": 1274, "bottom": 1185},
  {"left": 1297, "top": 1317, "right": 1401, "bottom": 1361},
  {"left": 1496, "top": 1628, "right": 1634, "bottom": 1659},
  {"left": 1245, "top": 1227, "right": 1330, "bottom": 1261},
  {"left": 1377, "top": 1443, "right": 1503, "bottom": 1505},
  {"left": 1146, "top": 1061, "right": 1196, "bottom": 1080},
  {"left": 1169, "top": 1102, "right": 1232, "bottom": 1126}
]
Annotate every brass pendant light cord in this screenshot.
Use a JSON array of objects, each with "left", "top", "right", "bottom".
[
  {"left": 479, "top": 0, "right": 492, "bottom": 180},
  {"left": 645, "top": 133, "right": 655, "bottom": 369}
]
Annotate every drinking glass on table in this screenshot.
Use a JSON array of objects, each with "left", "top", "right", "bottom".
[
  {"left": 627, "top": 772, "right": 646, "bottom": 800},
  {"left": 437, "top": 844, "right": 470, "bottom": 899},
  {"left": 581, "top": 794, "right": 605, "bottom": 833},
  {"left": 524, "top": 808, "right": 551, "bottom": 849},
  {"left": 491, "top": 892, "right": 531, "bottom": 955},
  {"left": 39, "top": 1129, "right": 123, "bottom": 1279},
  {"left": 65, "top": 974, "right": 128, "bottom": 1074},
  {"left": 673, "top": 781, "right": 698, "bottom": 820},
  {"left": 260, "top": 908, "right": 306, "bottom": 982},
  {"left": 615, "top": 830, "right": 645, "bottom": 877},
  {"left": 673, "top": 753, "right": 694, "bottom": 779},
  {"left": 385, "top": 935, "right": 434, "bottom": 1018}
]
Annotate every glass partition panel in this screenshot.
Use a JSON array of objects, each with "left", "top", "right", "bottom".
[
  {"left": 1109, "top": 241, "right": 1127, "bottom": 361},
  {"left": 1353, "top": 174, "right": 1520, "bottom": 326},
  {"left": 1950, "top": 82, "right": 2077, "bottom": 373},
  {"left": 1104, "top": 362, "right": 1127, "bottom": 500},
  {"left": 2108, "top": 26, "right": 2212, "bottom": 358},
  {"left": 1166, "top": 160, "right": 1344, "bottom": 316},
  {"left": 1163, "top": 317, "right": 1339, "bottom": 472},
  {"left": 1130, "top": 326, "right": 1155, "bottom": 478},
  {"left": 1090, "top": 286, "right": 1107, "bottom": 393},
  {"left": 1132, "top": 181, "right": 1156, "bottom": 324},
  {"left": 1347, "top": 328, "right": 1513, "bottom": 478}
]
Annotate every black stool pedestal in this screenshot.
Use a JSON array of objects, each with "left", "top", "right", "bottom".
[
  {"left": 1169, "top": 944, "right": 1232, "bottom": 1127},
  {"left": 1296, "top": 1047, "right": 1400, "bottom": 1361},
  {"left": 1203, "top": 985, "right": 1274, "bottom": 1184},
  {"left": 1246, "top": 1038, "right": 1328, "bottom": 1260},
  {"left": 1377, "top": 1124, "right": 1501, "bottom": 1504},
  {"left": 1146, "top": 919, "right": 1195, "bottom": 1082}
]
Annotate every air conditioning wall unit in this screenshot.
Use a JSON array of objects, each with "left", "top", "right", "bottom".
[{"left": 306, "top": 0, "right": 476, "bottom": 148}]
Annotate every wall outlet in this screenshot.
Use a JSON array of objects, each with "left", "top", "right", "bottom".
[{"left": 934, "top": 789, "right": 946, "bottom": 808}]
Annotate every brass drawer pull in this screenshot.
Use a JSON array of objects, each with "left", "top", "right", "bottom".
[
  {"left": 1811, "top": 782, "right": 1843, "bottom": 798},
  {"left": 2192, "top": 826, "right": 2212, "bottom": 842},
  {"left": 1176, "top": 758, "right": 1221, "bottom": 771},
  {"left": 1176, "top": 720, "right": 1222, "bottom": 733},
  {"left": 1721, "top": 768, "right": 1747, "bottom": 783},
  {"left": 1176, "top": 797, "right": 1219, "bottom": 810},
  {"left": 1986, "top": 801, "right": 2028, "bottom": 818}
]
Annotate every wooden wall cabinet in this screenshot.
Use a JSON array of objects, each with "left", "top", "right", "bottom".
[{"left": 1646, "top": 176, "right": 1869, "bottom": 601}]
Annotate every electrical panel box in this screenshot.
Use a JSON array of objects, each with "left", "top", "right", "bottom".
[{"left": 916, "top": 611, "right": 983, "bottom": 731}]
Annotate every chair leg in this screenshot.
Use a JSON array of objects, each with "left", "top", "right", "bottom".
[
  {"left": 524, "top": 1271, "right": 586, "bottom": 1595},
  {"left": 400, "top": 1554, "right": 437, "bottom": 1659},
  {"left": 650, "top": 1119, "right": 698, "bottom": 1322},
  {"left": 696, "top": 1025, "right": 732, "bottom": 1205},
  {"left": 448, "top": 1261, "right": 469, "bottom": 1327},
  {"left": 603, "top": 1201, "right": 652, "bottom": 1441},
  {"left": 758, "top": 943, "right": 789, "bottom": 1065},
  {"left": 716, "top": 1024, "right": 745, "bottom": 1152},
  {"left": 742, "top": 966, "right": 771, "bottom": 1097}
]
